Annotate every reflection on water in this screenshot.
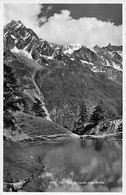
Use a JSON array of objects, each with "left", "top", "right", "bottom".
[
  {"left": 33, "top": 138, "right": 122, "bottom": 192},
  {"left": 80, "top": 138, "right": 103, "bottom": 151}
]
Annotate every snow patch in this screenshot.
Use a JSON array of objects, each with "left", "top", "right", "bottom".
[
  {"left": 117, "top": 51, "right": 122, "bottom": 58},
  {"left": 91, "top": 66, "right": 100, "bottom": 72},
  {"left": 47, "top": 56, "right": 53, "bottom": 60},
  {"left": 89, "top": 62, "right": 94, "bottom": 65},
  {"left": 63, "top": 44, "right": 83, "bottom": 54},
  {"left": 11, "top": 35, "right": 16, "bottom": 39},
  {"left": 109, "top": 51, "right": 115, "bottom": 58},
  {"left": 90, "top": 48, "right": 97, "bottom": 54},
  {"left": 15, "top": 22, "right": 22, "bottom": 29},
  {"left": 80, "top": 60, "right": 89, "bottom": 64},
  {"left": 80, "top": 60, "right": 94, "bottom": 65},
  {"left": 106, "top": 60, "right": 110, "bottom": 66},
  {"left": 91, "top": 66, "right": 105, "bottom": 73},
  {"left": 11, "top": 46, "right": 32, "bottom": 59},
  {"left": 23, "top": 33, "right": 31, "bottom": 40},
  {"left": 102, "top": 59, "right": 122, "bottom": 71},
  {"left": 4, "top": 32, "right": 8, "bottom": 36},
  {"left": 41, "top": 54, "right": 54, "bottom": 60},
  {"left": 80, "top": 60, "right": 102, "bottom": 73},
  {"left": 112, "top": 62, "right": 122, "bottom": 71}
]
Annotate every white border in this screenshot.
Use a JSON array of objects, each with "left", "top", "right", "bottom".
[
  {"left": 0, "top": 1, "right": 3, "bottom": 195},
  {"left": 0, "top": 1, "right": 126, "bottom": 195},
  {"left": 0, "top": 0, "right": 126, "bottom": 4}
]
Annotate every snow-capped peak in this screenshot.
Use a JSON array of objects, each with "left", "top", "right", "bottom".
[{"left": 63, "top": 43, "right": 85, "bottom": 54}]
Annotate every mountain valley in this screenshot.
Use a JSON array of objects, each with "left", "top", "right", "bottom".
[{"left": 3, "top": 20, "right": 123, "bottom": 192}]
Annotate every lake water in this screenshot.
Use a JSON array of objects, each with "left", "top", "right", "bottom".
[{"left": 26, "top": 138, "right": 122, "bottom": 192}]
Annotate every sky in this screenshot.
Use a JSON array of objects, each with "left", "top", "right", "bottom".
[{"left": 4, "top": 4, "right": 122, "bottom": 48}]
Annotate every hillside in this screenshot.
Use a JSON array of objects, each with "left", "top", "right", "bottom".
[
  {"left": 35, "top": 61, "right": 122, "bottom": 129},
  {"left": 4, "top": 112, "right": 78, "bottom": 142},
  {"left": 3, "top": 20, "right": 122, "bottom": 130}
]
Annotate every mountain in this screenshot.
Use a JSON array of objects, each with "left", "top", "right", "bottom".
[
  {"left": 3, "top": 20, "right": 122, "bottom": 193},
  {"left": 4, "top": 20, "right": 122, "bottom": 75},
  {"left": 4, "top": 20, "right": 122, "bottom": 131}
]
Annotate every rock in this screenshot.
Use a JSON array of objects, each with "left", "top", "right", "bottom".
[{"left": 3, "top": 175, "right": 34, "bottom": 192}]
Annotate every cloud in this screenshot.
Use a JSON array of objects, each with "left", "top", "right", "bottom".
[
  {"left": 40, "top": 10, "right": 122, "bottom": 47},
  {"left": 4, "top": 4, "right": 43, "bottom": 32},
  {"left": 4, "top": 5, "right": 122, "bottom": 47}
]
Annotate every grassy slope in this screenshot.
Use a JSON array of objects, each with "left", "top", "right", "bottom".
[
  {"left": 14, "top": 112, "right": 75, "bottom": 137},
  {"left": 4, "top": 52, "right": 78, "bottom": 140},
  {"left": 35, "top": 62, "right": 122, "bottom": 128},
  {"left": 9, "top": 53, "right": 42, "bottom": 91},
  {"left": 5, "top": 52, "right": 47, "bottom": 116},
  {"left": 5, "top": 51, "right": 122, "bottom": 130}
]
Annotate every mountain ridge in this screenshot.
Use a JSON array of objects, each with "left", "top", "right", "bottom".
[
  {"left": 4, "top": 20, "right": 122, "bottom": 130},
  {"left": 4, "top": 20, "right": 122, "bottom": 74}
]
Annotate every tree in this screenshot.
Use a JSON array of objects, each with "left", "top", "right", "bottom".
[
  {"left": 72, "top": 103, "right": 88, "bottom": 135},
  {"left": 4, "top": 63, "right": 22, "bottom": 130},
  {"left": 90, "top": 105, "right": 104, "bottom": 125},
  {"left": 22, "top": 99, "right": 29, "bottom": 114},
  {"left": 31, "top": 98, "right": 47, "bottom": 118},
  {"left": 78, "top": 102, "right": 88, "bottom": 124}
]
